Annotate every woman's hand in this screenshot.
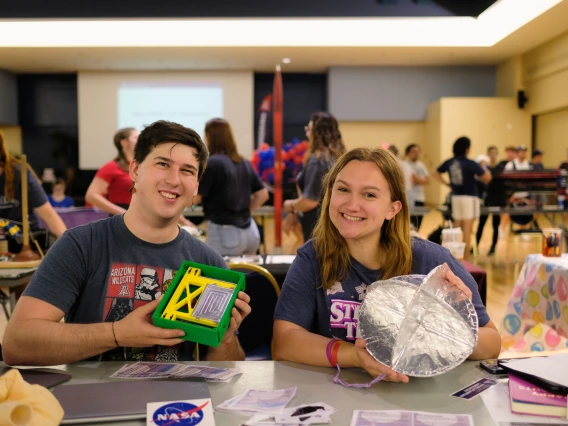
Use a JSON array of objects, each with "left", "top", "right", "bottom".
[
  {"left": 282, "top": 212, "right": 297, "bottom": 234},
  {"left": 354, "top": 339, "right": 409, "bottom": 383},
  {"left": 443, "top": 263, "right": 473, "bottom": 300}
]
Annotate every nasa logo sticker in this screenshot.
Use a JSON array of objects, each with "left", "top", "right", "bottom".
[{"left": 150, "top": 400, "right": 210, "bottom": 425}]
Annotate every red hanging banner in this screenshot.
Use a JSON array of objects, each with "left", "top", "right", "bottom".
[{"left": 272, "top": 65, "right": 283, "bottom": 250}]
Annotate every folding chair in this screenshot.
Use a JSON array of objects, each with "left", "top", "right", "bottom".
[{"left": 228, "top": 262, "right": 280, "bottom": 360}]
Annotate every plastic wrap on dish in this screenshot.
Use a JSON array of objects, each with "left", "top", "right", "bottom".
[{"left": 358, "top": 264, "right": 478, "bottom": 377}]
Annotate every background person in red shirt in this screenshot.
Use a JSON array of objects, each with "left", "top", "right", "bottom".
[{"left": 86, "top": 127, "right": 139, "bottom": 215}]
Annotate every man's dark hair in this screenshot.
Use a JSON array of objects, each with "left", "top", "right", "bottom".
[
  {"left": 453, "top": 136, "right": 471, "bottom": 157},
  {"left": 134, "top": 120, "right": 208, "bottom": 180},
  {"left": 405, "top": 143, "right": 418, "bottom": 156},
  {"left": 387, "top": 145, "right": 399, "bottom": 156}
]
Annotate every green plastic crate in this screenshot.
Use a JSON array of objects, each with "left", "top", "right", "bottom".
[{"left": 152, "top": 261, "right": 246, "bottom": 347}]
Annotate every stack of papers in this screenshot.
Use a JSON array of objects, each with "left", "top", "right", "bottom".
[
  {"left": 350, "top": 410, "right": 473, "bottom": 426},
  {"left": 110, "top": 361, "right": 242, "bottom": 382}
]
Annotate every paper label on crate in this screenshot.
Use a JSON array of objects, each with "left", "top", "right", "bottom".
[{"left": 192, "top": 284, "right": 234, "bottom": 323}]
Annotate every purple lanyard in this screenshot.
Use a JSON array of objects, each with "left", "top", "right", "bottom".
[
  {"left": 326, "top": 337, "right": 388, "bottom": 388},
  {"left": 333, "top": 363, "right": 386, "bottom": 388}
]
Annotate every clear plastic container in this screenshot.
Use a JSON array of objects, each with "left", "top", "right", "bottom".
[
  {"left": 444, "top": 241, "right": 466, "bottom": 260},
  {"left": 441, "top": 227, "right": 463, "bottom": 244}
]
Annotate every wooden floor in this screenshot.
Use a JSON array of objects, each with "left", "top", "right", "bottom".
[{"left": 0, "top": 209, "right": 562, "bottom": 353}]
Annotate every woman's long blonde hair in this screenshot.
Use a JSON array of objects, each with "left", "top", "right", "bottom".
[{"left": 312, "top": 147, "right": 412, "bottom": 289}]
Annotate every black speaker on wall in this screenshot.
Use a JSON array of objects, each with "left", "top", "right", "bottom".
[{"left": 517, "top": 90, "right": 528, "bottom": 109}]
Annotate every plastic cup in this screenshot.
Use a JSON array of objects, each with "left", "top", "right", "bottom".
[
  {"left": 442, "top": 227, "right": 463, "bottom": 244},
  {"left": 542, "top": 228, "right": 563, "bottom": 257},
  {"left": 444, "top": 242, "right": 466, "bottom": 260}
]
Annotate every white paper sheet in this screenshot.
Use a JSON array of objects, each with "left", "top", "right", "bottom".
[
  {"left": 349, "top": 410, "right": 473, "bottom": 426},
  {"left": 504, "top": 355, "right": 568, "bottom": 388},
  {"left": 265, "top": 255, "right": 296, "bottom": 264},
  {"left": 228, "top": 388, "right": 297, "bottom": 414}
]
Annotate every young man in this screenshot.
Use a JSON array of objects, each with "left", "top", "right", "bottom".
[
  {"left": 476, "top": 146, "right": 507, "bottom": 255},
  {"left": 504, "top": 145, "right": 531, "bottom": 171},
  {"left": 531, "top": 149, "right": 544, "bottom": 170},
  {"left": 404, "top": 144, "right": 430, "bottom": 231},
  {"left": 502, "top": 145, "right": 516, "bottom": 167},
  {"left": 2, "top": 120, "right": 251, "bottom": 366}
]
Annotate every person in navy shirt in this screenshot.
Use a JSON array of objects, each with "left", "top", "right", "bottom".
[
  {"left": 273, "top": 147, "right": 501, "bottom": 383},
  {"left": 434, "top": 137, "right": 491, "bottom": 260}
]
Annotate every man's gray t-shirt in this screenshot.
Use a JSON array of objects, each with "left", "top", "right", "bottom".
[
  {"left": 274, "top": 238, "right": 489, "bottom": 342},
  {"left": 24, "top": 215, "right": 227, "bottom": 361}
]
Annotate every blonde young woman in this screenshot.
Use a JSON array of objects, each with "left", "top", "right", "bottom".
[
  {"left": 273, "top": 147, "right": 501, "bottom": 382},
  {"left": 283, "top": 112, "right": 345, "bottom": 243}
]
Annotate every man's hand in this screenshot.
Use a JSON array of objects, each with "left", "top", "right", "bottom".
[
  {"left": 221, "top": 291, "right": 252, "bottom": 344},
  {"left": 354, "top": 339, "right": 409, "bottom": 383},
  {"left": 113, "top": 298, "right": 185, "bottom": 348}
]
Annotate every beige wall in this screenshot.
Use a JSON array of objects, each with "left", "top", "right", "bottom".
[
  {"left": 510, "top": 30, "right": 568, "bottom": 171},
  {"left": 523, "top": 30, "right": 568, "bottom": 115},
  {"left": 425, "top": 101, "right": 443, "bottom": 205},
  {"left": 0, "top": 126, "right": 22, "bottom": 155},
  {"left": 535, "top": 109, "right": 568, "bottom": 168},
  {"left": 338, "top": 121, "right": 425, "bottom": 152},
  {"left": 426, "top": 97, "right": 532, "bottom": 205},
  {"left": 340, "top": 99, "right": 532, "bottom": 207},
  {"left": 496, "top": 56, "right": 524, "bottom": 98},
  {"left": 440, "top": 98, "right": 530, "bottom": 161}
]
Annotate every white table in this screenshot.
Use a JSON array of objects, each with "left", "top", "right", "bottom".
[{"left": 21, "top": 360, "right": 498, "bottom": 425}]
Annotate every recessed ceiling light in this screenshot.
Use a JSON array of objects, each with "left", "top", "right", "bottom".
[
  {"left": 282, "top": 58, "right": 291, "bottom": 64},
  {"left": 0, "top": 1, "right": 562, "bottom": 48}
]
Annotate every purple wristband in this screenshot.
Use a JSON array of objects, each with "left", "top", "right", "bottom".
[{"left": 325, "top": 338, "right": 340, "bottom": 366}]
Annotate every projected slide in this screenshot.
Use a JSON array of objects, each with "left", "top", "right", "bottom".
[{"left": 118, "top": 83, "right": 223, "bottom": 137}]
